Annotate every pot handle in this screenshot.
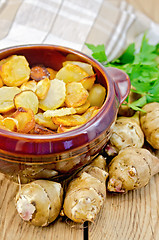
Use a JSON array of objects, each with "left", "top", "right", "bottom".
[{"left": 106, "top": 67, "right": 131, "bottom": 105}]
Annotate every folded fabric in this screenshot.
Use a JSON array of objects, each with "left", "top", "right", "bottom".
[{"left": 0, "top": 0, "right": 158, "bottom": 60}]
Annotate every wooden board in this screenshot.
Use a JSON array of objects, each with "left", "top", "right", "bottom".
[
  {"left": 0, "top": 1, "right": 159, "bottom": 240},
  {"left": 88, "top": 174, "right": 159, "bottom": 240},
  {"left": 0, "top": 171, "right": 159, "bottom": 240},
  {"left": 0, "top": 173, "right": 84, "bottom": 240}
]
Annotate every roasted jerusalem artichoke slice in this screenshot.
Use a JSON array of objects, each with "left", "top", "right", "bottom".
[
  {"left": 14, "top": 90, "right": 39, "bottom": 114},
  {"left": 57, "top": 125, "right": 79, "bottom": 133},
  {"left": 30, "top": 124, "right": 55, "bottom": 135},
  {"left": 20, "top": 80, "right": 37, "bottom": 92},
  {"left": 35, "top": 112, "right": 58, "bottom": 130},
  {"left": 80, "top": 74, "right": 96, "bottom": 91},
  {"left": 65, "top": 82, "right": 89, "bottom": 108},
  {"left": 39, "top": 79, "right": 66, "bottom": 111},
  {"left": 1, "top": 117, "right": 19, "bottom": 132},
  {"left": 62, "top": 61, "right": 94, "bottom": 76},
  {"left": 75, "top": 100, "right": 90, "bottom": 114},
  {"left": 82, "top": 106, "right": 99, "bottom": 121},
  {"left": 44, "top": 107, "right": 76, "bottom": 118},
  {"left": 56, "top": 63, "right": 89, "bottom": 83},
  {"left": 30, "top": 65, "right": 50, "bottom": 81},
  {"left": 0, "top": 55, "right": 30, "bottom": 87},
  {"left": 52, "top": 114, "right": 86, "bottom": 127},
  {"left": 88, "top": 84, "right": 106, "bottom": 107},
  {"left": 0, "top": 76, "right": 4, "bottom": 87},
  {"left": 0, "top": 86, "right": 21, "bottom": 113},
  {"left": 35, "top": 77, "right": 50, "bottom": 100},
  {"left": 46, "top": 67, "right": 57, "bottom": 80},
  {"left": 11, "top": 107, "right": 35, "bottom": 133}
]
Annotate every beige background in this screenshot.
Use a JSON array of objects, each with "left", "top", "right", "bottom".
[{"left": 126, "top": 0, "right": 159, "bottom": 23}]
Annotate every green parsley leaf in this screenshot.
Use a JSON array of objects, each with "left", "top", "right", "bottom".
[
  {"left": 116, "top": 43, "right": 135, "bottom": 64},
  {"left": 155, "top": 43, "right": 159, "bottom": 55},
  {"left": 129, "top": 96, "right": 147, "bottom": 112},
  {"left": 85, "top": 43, "right": 107, "bottom": 63},
  {"left": 86, "top": 33, "right": 159, "bottom": 111}
]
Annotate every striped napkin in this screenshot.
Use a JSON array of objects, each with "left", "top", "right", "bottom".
[{"left": 0, "top": 0, "right": 159, "bottom": 60}]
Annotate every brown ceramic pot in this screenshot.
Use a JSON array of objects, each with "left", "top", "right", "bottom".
[{"left": 0, "top": 45, "right": 130, "bottom": 182}]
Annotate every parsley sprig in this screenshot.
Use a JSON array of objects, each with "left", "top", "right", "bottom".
[{"left": 86, "top": 34, "right": 159, "bottom": 111}]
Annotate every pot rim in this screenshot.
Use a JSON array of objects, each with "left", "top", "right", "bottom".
[{"left": 0, "top": 44, "right": 115, "bottom": 142}]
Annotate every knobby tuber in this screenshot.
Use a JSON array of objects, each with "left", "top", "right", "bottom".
[
  {"left": 105, "top": 112, "right": 144, "bottom": 156},
  {"left": 15, "top": 180, "right": 63, "bottom": 227},
  {"left": 107, "top": 147, "right": 159, "bottom": 193},
  {"left": 140, "top": 102, "right": 159, "bottom": 149},
  {"left": 62, "top": 155, "right": 108, "bottom": 223}
]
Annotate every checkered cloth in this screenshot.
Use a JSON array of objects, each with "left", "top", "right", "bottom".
[{"left": 0, "top": 0, "right": 159, "bottom": 60}]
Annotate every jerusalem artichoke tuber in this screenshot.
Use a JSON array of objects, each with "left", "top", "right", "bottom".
[
  {"left": 105, "top": 112, "right": 144, "bottom": 156},
  {"left": 107, "top": 147, "right": 159, "bottom": 193},
  {"left": 62, "top": 155, "right": 108, "bottom": 223},
  {"left": 140, "top": 102, "right": 159, "bottom": 149},
  {"left": 15, "top": 180, "right": 63, "bottom": 227}
]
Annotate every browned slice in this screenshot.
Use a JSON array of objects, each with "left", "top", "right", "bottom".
[
  {"left": 65, "top": 82, "right": 89, "bottom": 108},
  {"left": 0, "top": 86, "right": 21, "bottom": 113},
  {"left": 30, "top": 124, "right": 55, "bottom": 135},
  {"left": 0, "top": 55, "right": 30, "bottom": 87},
  {"left": 30, "top": 65, "right": 50, "bottom": 81},
  {"left": 44, "top": 107, "right": 76, "bottom": 118},
  {"left": 20, "top": 80, "right": 37, "bottom": 92},
  {"left": 56, "top": 63, "right": 89, "bottom": 83},
  {"left": 83, "top": 106, "right": 99, "bottom": 121},
  {"left": 14, "top": 90, "right": 39, "bottom": 114},
  {"left": 90, "top": 109, "right": 100, "bottom": 118},
  {"left": 75, "top": 100, "right": 90, "bottom": 114},
  {"left": 52, "top": 114, "right": 86, "bottom": 127},
  {"left": 39, "top": 79, "right": 66, "bottom": 111},
  {"left": 46, "top": 68, "right": 57, "bottom": 80},
  {"left": 12, "top": 107, "right": 35, "bottom": 133},
  {"left": 57, "top": 125, "right": 79, "bottom": 133},
  {"left": 80, "top": 74, "right": 96, "bottom": 91},
  {"left": 35, "top": 112, "right": 58, "bottom": 130},
  {"left": 0, "top": 76, "right": 4, "bottom": 87},
  {"left": 62, "top": 61, "right": 94, "bottom": 75},
  {"left": 88, "top": 84, "right": 106, "bottom": 107},
  {"left": 35, "top": 78, "right": 50, "bottom": 100},
  {"left": 2, "top": 117, "right": 19, "bottom": 131}
]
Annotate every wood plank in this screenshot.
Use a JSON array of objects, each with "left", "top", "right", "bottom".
[
  {"left": 88, "top": 174, "right": 159, "bottom": 240},
  {"left": 0, "top": 174, "right": 84, "bottom": 240}
]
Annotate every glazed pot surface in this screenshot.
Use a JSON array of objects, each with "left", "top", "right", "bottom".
[{"left": 0, "top": 45, "right": 130, "bottom": 181}]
